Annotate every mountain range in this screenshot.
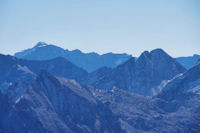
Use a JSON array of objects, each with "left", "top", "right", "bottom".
[
  {"left": 15, "top": 42, "right": 200, "bottom": 71},
  {"left": 15, "top": 42, "right": 131, "bottom": 72},
  {"left": 0, "top": 43, "right": 200, "bottom": 132}
]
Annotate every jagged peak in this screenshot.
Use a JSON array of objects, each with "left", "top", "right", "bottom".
[
  {"left": 34, "top": 42, "right": 48, "bottom": 48},
  {"left": 141, "top": 50, "right": 151, "bottom": 57},
  {"left": 142, "top": 50, "right": 150, "bottom": 55},
  {"left": 136, "top": 51, "right": 151, "bottom": 62}
]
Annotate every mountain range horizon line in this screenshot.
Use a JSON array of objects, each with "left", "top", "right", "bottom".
[
  {"left": 0, "top": 41, "right": 198, "bottom": 72},
  {"left": 13, "top": 41, "right": 200, "bottom": 58}
]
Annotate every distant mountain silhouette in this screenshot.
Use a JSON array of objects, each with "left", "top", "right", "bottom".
[
  {"left": 15, "top": 42, "right": 132, "bottom": 72},
  {"left": 176, "top": 54, "right": 200, "bottom": 69}
]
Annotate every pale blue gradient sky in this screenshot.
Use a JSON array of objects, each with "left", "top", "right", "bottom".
[{"left": 0, "top": 0, "right": 199, "bottom": 57}]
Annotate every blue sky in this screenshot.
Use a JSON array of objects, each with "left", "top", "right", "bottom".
[{"left": 0, "top": 0, "right": 199, "bottom": 57}]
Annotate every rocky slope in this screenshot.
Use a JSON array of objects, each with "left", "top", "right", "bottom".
[
  {"left": 1, "top": 49, "right": 199, "bottom": 132},
  {"left": 89, "top": 62, "right": 200, "bottom": 132},
  {"left": 86, "top": 49, "right": 186, "bottom": 96},
  {"left": 0, "top": 71, "right": 125, "bottom": 133},
  {"left": 0, "top": 54, "right": 88, "bottom": 101}
]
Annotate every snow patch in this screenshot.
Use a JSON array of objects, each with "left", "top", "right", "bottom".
[
  {"left": 15, "top": 95, "right": 23, "bottom": 103},
  {"left": 151, "top": 80, "right": 170, "bottom": 96},
  {"left": 17, "top": 65, "right": 35, "bottom": 75},
  {"left": 38, "top": 44, "right": 47, "bottom": 47},
  {"left": 189, "top": 85, "right": 200, "bottom": 94}
]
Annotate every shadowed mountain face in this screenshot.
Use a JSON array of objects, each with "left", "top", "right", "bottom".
[
  {"left": 0, "top": 63, "right": 200, "bottom": 133},
  {"left": 15, "top": 42, "right": 132, "bottom": 72},
  {"left": 18, "top": 57, "right": 88, "bottom": 82},
  {"left": 157, "top": 61, "right": 200, "bottom": 103},
  {"left": 0, "top": 71, "right": 125, "bottom": 133},
  {"left": 0, "top": 55, "right": 35, "bottom": 84},
  {"left": 0, "top": 54, "right": 36, "bottom": 98},
  {"left": 86, "top": 49, "right": 186, "bottom": 96},
  {"left": 0, "top": 54, "right": 87, "bottom": 81},
  {"left": 0, "top": 54, "right": 87, "bottom": 84},
  {"left": 89, "top": 62, "right": 200, "bottom": 132},
  {"left": 0, "top": 54, "right": 88, "bottom": 101},
  {"left": 176, "top": 54, "right": 200, "bottom": 69}
]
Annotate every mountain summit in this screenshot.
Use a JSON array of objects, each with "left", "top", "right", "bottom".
[{"left": 34, "top": 42, "right": 48, "bottom": 48}]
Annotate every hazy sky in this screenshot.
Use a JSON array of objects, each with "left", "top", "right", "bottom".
[{"left": 0, "top": 0, "right": 199, "bottom": 57}]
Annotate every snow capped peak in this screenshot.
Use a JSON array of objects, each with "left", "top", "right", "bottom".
[{"left": 34, "top": 42, "right": 48, "bottom": 48}]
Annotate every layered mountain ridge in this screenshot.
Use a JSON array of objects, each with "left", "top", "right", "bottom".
[
  {"left": 0, "top": 44, "right": 200, "bottom": 132},
  {"left": 15, "top": 42, "right": 200, "bottom": 71},
  {"left": 0, "top": 54, "right": 88, "bottom": 101},
  {"left": 15, "top": 42, "right": 132, "bottom": 72}
]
